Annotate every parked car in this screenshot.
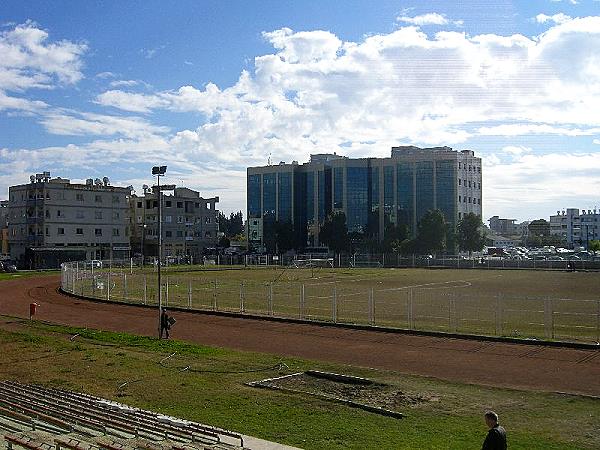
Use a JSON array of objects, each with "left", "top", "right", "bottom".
[{"left": 2, "top": 260, "right": 17, "bottom": 272}]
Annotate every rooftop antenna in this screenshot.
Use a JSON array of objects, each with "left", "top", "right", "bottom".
[{"left": 268, "top": 152, "right": 272, "bottom": 166}]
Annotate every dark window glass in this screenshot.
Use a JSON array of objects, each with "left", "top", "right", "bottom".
[
  {"left": 346, "top": 166, "right": 369, "bottom": 233},
  {"left": 397, "top": 163, "right": 413, "bottom": 231},
  {"left": 306, "top": 171, "right": 314, "bottom": 223},
  {"left": 436, "top": 160, "right": 456, "bottom": 228},
  {"left": 416, "top": 161, "right": 434, "bottom": 223},
  {"left": 247, "top": 174, "right": 261, "bottom": 218},
  {"left": 262, "top": 173, "right": 276, "bottom": 217},
  {"left": 333, "top": 167, "right": 343, "bottom": 208},
  {"left": 278, "top": 171, "right": 292, "bottom": 223}
]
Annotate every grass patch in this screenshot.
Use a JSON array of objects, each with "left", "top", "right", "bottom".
[
  {"left": 0, "top": 270, "right": 59, "bottom": 281},
  {"left": 0, "top": 320, "right": 597, "bottom": 449}
]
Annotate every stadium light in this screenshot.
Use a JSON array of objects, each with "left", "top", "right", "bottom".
[{"left": 152, "top": 165, "right": 167, "bottom": 338}]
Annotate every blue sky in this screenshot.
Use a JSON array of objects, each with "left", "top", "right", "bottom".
[{"left": 1, "top": 0, "right": 600, "bottom": 222}]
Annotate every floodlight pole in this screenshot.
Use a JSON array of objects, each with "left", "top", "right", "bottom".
[{"left": 152, "top": 165, "right": 167, "bottom": 338}]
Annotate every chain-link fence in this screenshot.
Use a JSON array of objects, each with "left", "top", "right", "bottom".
[{"left": 61, "top": 260, "right": 600, "bottom": 344}]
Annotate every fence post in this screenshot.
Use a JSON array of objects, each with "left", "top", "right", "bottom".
[
  {"left": 369, "top": 287, "right": 374, "bottom": 325},
  {"left": 495, "top": 295, "right": 503, "bottom": 336},
  {"left": 240, "top": 282, "right": 244, "bottom": 313},
  {"left": 332, "top": 284, "right": 338, "bottom": 323},
  {"left": 165, "top": 277, "right": 169, "bottom": 307},
  {"left": 213, "top": 279, "right": 217, "bottom": 311},
  {"left": 107, "top": 270, "right": 111, "bottom": 302},
  {"left": 143, "top": 275, "right": 147, "bottom": 305},
  {"left": 123, "top": 273, "right": 127, "bottom": 301},
  {"left": 300, "top": 283, "right": 305, "bottom": 319},
  {"left": 544, "top": 297, "right": 554, "bottom": 340},
  {"left": 408, "top": 289, "right": 414, "bottom": 329},
  {"left": 596, "top": 299, "right": 600, "bottom": 344},
  {"left": 450, "top": 292, "right": 457, "bottom": 332},
  {"left": 188, "top": 279, "right": 192, "bottom": 308},
  {"left": 269, "top": 283, "right": 274, "bottom": 316}
]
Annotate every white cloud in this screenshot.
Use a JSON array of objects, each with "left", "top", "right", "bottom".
[
  {"left": 478, "top": 124, "right": 600, "bottom": 136},
  {"left": 0, "top": 90, "right": 47, "bottom": 113},
  {"left": 535, "top": 13, "right": 572, "bottom": 25},
  {"left": 0, "top": 21, "right": 87, "bottom": 91},
  {"left": 96, "top": 89, "right": 170, "bottom": 113},
  {"left": 39, "top": 111, "right": 170, "bottom": 138},
  {"left": 502, "top": 145, "right": 532, "bottom": 156},
  {"left": 397, "top": 13, "right": 449, "bottom": 26},
  {"left": 484, "top": 152, "right": 600, "bottom": 219},
  {"left": 109, "top": 79, "right": 139, "bottom": 88}
]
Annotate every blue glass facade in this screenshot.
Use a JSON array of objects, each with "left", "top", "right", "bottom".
[
  {"left": 306, "top": 171, "right": 314, "bottom": 223},
  {"left": 247, "top": 147, "right": 478, "bottom": 250},
  {"left": 415, "top": 161, "right": 434, "bottom": 223},
  {"left": 346, "top": 166, "right": 369, "bottom": 233},
  {"left": 277, "top": 172, "right": 292, "bottom": 222},
  {"left": 247, "top": 174, "right": 261, "bottom": 218},
  {"left": 397, "top": 163, "right": 413, "bottom": 229},
  {"left": 370, "top": 167, "right": 379, "bottom": 211},
  {"left": 435, "top": 160, "right": 456, "bottom": 228},
  {"left": 333, "top": 167, "right": 343, "bottom": 209},
  {"left": 262, "top": 173, "right": 276, "bottom": 218}
]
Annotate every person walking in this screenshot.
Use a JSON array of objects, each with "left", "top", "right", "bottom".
[
  {"left": 481, "top": 411, "right": 507, "bottom": 450},
  {"left": 160, "top": 308, "right": 170, "bottom": 339}
]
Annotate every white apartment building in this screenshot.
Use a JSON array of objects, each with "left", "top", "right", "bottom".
[
  {"left": 8, "top": 173, "right": 131, "bottom": 267},
  {"left": 129, "top": 187, "right": 219, "bottom": 262},
  {"left": 550, "top": 208, "right": 600, "bottom": 249}
]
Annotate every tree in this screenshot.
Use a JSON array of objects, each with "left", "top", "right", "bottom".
[
  {"left": 275, "top": 221, "right": 298, "bottom": 253},
  {"left": 382, "top": 223, "right": 409, "bottom": 253},
  {"left": 415, "top": 209, "right": 447, "bottom": 255},
  {"left": 319, "top": 211, "right": 349, "bottom": 253},
  {"left": 218, "top": 235, "right": 230, "bottom": 248},
  {"left": 217, "top": 211, "right": 244, "bottom": 237},
  {"left": 457, "top": 213, "right": 486, "bottom": 255},
  {"left": 589, "top": 240, "right": 600, "bottom": 253}
]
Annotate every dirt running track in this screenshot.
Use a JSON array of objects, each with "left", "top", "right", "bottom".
[{"left": 1, "top": 275, "right": 599, "bottom": 396}]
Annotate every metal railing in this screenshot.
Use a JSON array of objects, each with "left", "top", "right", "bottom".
[{"left": 61, "top": 260, "right": 600, "bottom": 344}]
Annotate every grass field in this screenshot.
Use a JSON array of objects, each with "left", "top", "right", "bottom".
[
  {"left": 67, "top": 265, "right": 600, "bottom": 343},
  {"left": 0, "top": 318, "right": 598, "bottom": 449}
]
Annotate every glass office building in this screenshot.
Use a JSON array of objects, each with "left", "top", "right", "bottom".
[{"left": 247, "top": 146, "right": 482, "bottom": 250}]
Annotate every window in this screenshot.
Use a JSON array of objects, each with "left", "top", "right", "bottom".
[
  {"left": 45, "top": 227, "right": 49, "bottom": 236},
  {"left": 165, "top": 200, "right": 172, "bottom": 207},
  {"left": 112, "top": 228, "right": 120, "bottom": 236},
  {"left": 165, "top": 215, "right": 172, "bottom": 223},
  {"left": 113, "top": 211, "right": 120, "bottom": 220},
  {"left": 177, "top": 216, "right": 183, "bottom": 223},
  {"left": 76, "top": 228, "right": 83, "bottom": 235},
  {"left": 459, "top": 195, "right": 461, "bottom": 202},
  {"left": 45, "top": 210, "right": 50, "bottom": 218},
  {"left": 478, "top": 183, "right": 481, "bottom": 189},
  {"left": 137, "top": 216, "right": 143, "bottom": 223},
  {"left": 458, "top": 179, "right": 461, "bottom": 186},
  {"left": 58, "top": 228, "right": 65, "bottom": 235},
  {"left": 137, "top": 201, "right": 142, "bottom": 208},
  {"left": 205, "top": 217, "right": 211, "bottom": 224},
  {"left": 57, "top": 210, "right": 62, "bottom": 217},
  {"left": 195, "top": 202, "right": 200, "bottom": 208},
  {"left": 468, "top": 197, "right": 471, "bottom": 203},
  {"left": 205, "top": 231, "right": 211, "bottom": 238},
  {"left": 76, "top": 210, "right": 84, "bottom": 219},
  {"left": 165, "top": 231, "right": 172, "bottom": 237},
  {"left": 95, "top": 195, "right": 102, "bottom": 202},
  {"left": 468, "top": 181, "right": 471, "bottom": 188},
  {"left": 76, "top": 193, "right": 84, "bottom": 201},
  {"left": 95, "top": 228, "right": 102, "bottom": 236},
  {"left": 176, "top": 230, "right": 183, "bottom": 237},
  {"left": 177, "top": 201, "right": 183, "bottom": 208},
  {"left": 478, "top": 198, "right": 481, "bottom": 205},
  {"left": 95, "top": 211, "right": 103, "bottom": 219},
  {"left": 146, "top": 200, "right": 152, "bottom": 209}
]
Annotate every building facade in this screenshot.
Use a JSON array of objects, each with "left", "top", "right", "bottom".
[
  {"left": 129, "top": 187, "right": 219, "bottom": 262},
  {"left": 7, "top": 173, "right": 131, "bottom": 267},
  {"left": 488, "top": 216, "right": 517, "bottom": 235},
  {"left": 247, "top": 146, "right": 483, "bottom": 251},
  {"left": 550, "top": 208, "right": 600, "bottom": 249},
  {"left": 0, "top": 200, "right": 8, "bottom": 256}
]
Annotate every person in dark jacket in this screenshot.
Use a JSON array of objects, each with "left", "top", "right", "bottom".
[
  {"left": 160, "top": 308, "right": 170, "bottom": 339},
  {"left": 482, "top": 411, "right": 507, "bottom": 450}
]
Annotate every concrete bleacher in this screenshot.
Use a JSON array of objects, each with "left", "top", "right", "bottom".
[{"left": 0, "top": 381, "right": 246, "bottom": 450}]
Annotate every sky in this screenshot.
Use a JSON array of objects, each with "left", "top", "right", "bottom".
[{"left": 1, "top": 0, "right": 599, "bottom": 222}]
